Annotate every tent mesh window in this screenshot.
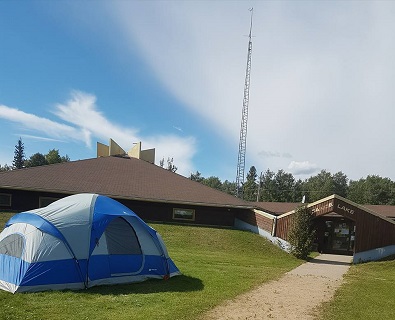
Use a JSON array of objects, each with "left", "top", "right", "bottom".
[
  {"left": 0, "top": 234, "right": 25, "bottom": 258},
  {"left": 105, "top": 218, "right": 142, "bottom": 255}
]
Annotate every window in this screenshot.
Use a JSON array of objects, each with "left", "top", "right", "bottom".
[
  {"left": 0, "top": 234, "right": 25, "bottom": 258},
  {"left": 0, "top": 193, "right": 11, "bottom": 206},
  {"left": 105, "top": 218, "right": 142, "bottom": 255},
  {"left": 39, "top": 197, "right": 60, "bottom": 208},
  {"left": 173, "top": 208, "right": 195, "bottom": 221}
]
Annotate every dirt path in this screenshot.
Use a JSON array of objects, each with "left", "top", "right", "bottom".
[{"left": 201, "top": 254, "right": 351, "bottom": 320}]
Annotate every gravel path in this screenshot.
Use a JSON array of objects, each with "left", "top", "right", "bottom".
[{"left": 201, "top": 254, "right": 351, "bottom": 320}]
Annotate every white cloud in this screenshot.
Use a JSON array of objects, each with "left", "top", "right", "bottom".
[
  {"left": 19, "top": 134, "right": 67, "bottom": 143},
  {"left": 0, "top": 104, "right": 86, "bottom": 143},
  {"left": 258, "top": 150, "right": 292, "bottom": 159},
  {"left": 53, "top": 91, "right": 196, "bottom": 176},
  {"left": 145, "top": 135, "right": 196, "bottom": 177},
  {"left": 288, "top": 161, "right": 319, "bottom": 176},
  {"left": 103, "top": 1, "right": 395, "bottom": 180},
  {"left": 1, "top": 92, "right": 196, "bottom": 177},
  {"left": 53, "top": 90, "right": 138, "bottom": 148},
  {"left": 173, "top": 126, "right": 183, "bottom": 132},
  {"left": 4, "top": 2, "right": 394, "bottom": 180}
]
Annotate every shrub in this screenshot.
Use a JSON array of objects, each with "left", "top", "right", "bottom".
[{"left": 288, "top": 205, "right": 315, "bottom": 259}]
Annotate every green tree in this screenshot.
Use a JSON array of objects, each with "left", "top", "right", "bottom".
[
  {"left": 348, "top": 175, "right": 395, "bottom": 205},
  {"left": 190, "top": 171, "right": 204, "bottom": 183},
  {"left": 273, "top": 170, "right": 298, "bottom": 202},
  {"left": 0, "top": 164, "right": 11, "bottom": 172},
  {"left": 332, "top": 171, "right": 348, "bottom": 198},
  {"left": 45, "top": 149, "right": 62, "bottom": 164},
  {"left": 303, "top": 170, "right": 333, "bottom": 202},
  {"left": 202, "top": 176, "right": 222, "bottom": 190},
  {"left": 293, "top": 179, "right": 304, "bottom": 203},
  {"left": 61, "top": 154, "right": 70, "bottom": 163},
  {"left": 288, "top": 205, "right": 315, "bottom": 260},
  {"left": 258, "top": 169, "right": 302, "bottom": 202},
  {"left": 221, "top": 180, "right": 236, "bottom": 196},
  {"left": 302, "top": 170, "right": 349, "bottom": 202},
  {"left": 159, "top": 157, "right": 178, "bottom": 173},
  {"left": 25, "top": 153, "right": 48, "bottom": 167},
  {"left": 259, "top": 169, "right": 276, "bottom": 201},
  {"left": 243, "top": 166, "right": 258, "bottom": 201},
  {"left": 12, "top": 138, "right": 26, "bottom": 169}
]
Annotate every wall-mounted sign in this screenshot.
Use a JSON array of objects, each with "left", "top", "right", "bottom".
[
  {"left": 311, "top": 201, "right": 333, "bottom": 214},
  {"left": 337, "top": 204, "right": 355, "bottom": 215}
]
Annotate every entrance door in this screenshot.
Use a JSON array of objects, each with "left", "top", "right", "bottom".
[
  {"left": 105, "top": 217, "right": 143, "bottom": 275},
  {"left": 322, "top": 219, "right": 355, "bottom": 255}
]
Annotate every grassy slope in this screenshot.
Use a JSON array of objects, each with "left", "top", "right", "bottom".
[
  {"left": 0, "top": 211, "right": 13, "bottom": 227},
  {"left": 0, "top": 218, "right": 301, "bottom": 320},
  {"left": 320, "top": 256, "right": 395, "bottom": 320}
]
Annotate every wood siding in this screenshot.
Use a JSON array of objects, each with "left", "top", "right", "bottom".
[
  {"left": 0, "top": 189, "right": 239, "bottom": 227},
  {"left": 236, "top": 210, "right": 274, "bottom": 233},
  {"left": 275, "top": 197, "right": 395, "bottom": 253},
  {"left": 333, "top": 198, "right": 395, "bottom": 253}
]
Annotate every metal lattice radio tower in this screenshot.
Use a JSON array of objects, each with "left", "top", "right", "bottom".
[{"left": 235, "top": 8, "right": 253, "bottom": 199}]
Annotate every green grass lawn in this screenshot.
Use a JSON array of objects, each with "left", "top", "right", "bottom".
[
  {"left": 0, "top": 211, "right": 14, "bottom": 227},
  {"left": 0, "top": 212, "right": 301, "bottom": 320},
  {"left": 320, "top": 256, "right": 395, "bottom": 320}
]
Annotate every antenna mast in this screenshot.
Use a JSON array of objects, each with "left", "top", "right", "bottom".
[{"left": 235, "top": 8, "right": 253, "bottom": 199}]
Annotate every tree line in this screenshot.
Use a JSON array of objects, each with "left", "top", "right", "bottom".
[
  {"left": 190, "top": 166, "right": 395, "bottom": 205},
  {"left": 0, "top": 138, "right": 70, "bottom": 171}
]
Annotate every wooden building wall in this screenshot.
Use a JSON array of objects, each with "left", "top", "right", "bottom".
[
  {"left": 236, "top": 210, "right": 274, "bottom": 234},
  {"left": 333, "top": 197, "right": 395, "bottom": 253},
  {"left": 275, "top": 196, "right": 395, "bottom": 254},
  {"left": 119, "top": 199, "right": 239, "bottom": 227},
  {"left": 0, "top": 188, "right": 239, "bottom": 227},
  {"left": 0, "top": 188, "right": 67, "bottom": 212}
]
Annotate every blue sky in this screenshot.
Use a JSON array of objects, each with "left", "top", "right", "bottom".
[{"left": 1, "top": 1, "right": 395, "bottom": 182}]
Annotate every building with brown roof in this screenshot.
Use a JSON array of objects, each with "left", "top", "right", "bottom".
[
  {"left": 1, "top": 156, "right": 395, "bottom": 263},
  {"left": 237, "top": 195, "right": 395, "bottom": 263},
  {"left": 0, "top": 156, "right": 251, "bottom": 226}
]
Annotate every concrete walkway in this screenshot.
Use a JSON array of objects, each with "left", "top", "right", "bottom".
[
  {"left": 202, "top": 254, "right": 352, "bottom": 320},
  {"left": 288, "top": 253, "right": 352, "bottom": 279}
]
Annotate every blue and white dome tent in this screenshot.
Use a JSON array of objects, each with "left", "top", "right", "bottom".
[{"left": 0, "top": 194, "right": 180, "bottom": 293}]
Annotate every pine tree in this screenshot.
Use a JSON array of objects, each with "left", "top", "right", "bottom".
[
  {"left": 288, "top": 205, "right": 315, "bottom": 259},
  {"left": 243, "top": 166, "right": 258, "bottom": 201},
  {"left": 12, "top": 138, "right": 26, "bottom": 169}
]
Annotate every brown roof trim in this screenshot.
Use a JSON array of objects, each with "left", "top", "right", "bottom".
[{"left": 276, "top": 194, "right": 395, "bottom": 225}]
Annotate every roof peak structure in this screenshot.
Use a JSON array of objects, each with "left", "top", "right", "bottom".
[{"left": 97, "top": 139, "right": 155, "bottom": 164}]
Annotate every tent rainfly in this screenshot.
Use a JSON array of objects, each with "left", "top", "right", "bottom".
[{"left": 0, "top": 193, "right": 180, "bottom": 293}]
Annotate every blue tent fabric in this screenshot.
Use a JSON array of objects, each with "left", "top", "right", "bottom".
[{"left": 0, "top": 194, "right": 180, "bottom": 293}]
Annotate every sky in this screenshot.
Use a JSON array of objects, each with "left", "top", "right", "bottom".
[{"left": 1, "top": 1, "right": 395, "bottom": 182}]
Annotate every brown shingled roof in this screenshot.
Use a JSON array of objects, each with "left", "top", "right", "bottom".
[
  {"left": 251, "top": 202, "right": 301, "bottom": 215},
  {"left": 0, "top": 156, "right": 250, "bottom": 208},
  {"left": 364, "top": 205, "right": 395, "bottom": 218}
]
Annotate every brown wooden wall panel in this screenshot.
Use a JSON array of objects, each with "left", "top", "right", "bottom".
[
  {"left": 0, "top": 188, "right": 69, "bottom": 211},
  {"left": 275, "top": 214, "right": 293, "bottom": 240},
  {"left": 333, "top": 198, "right": 395, "bottom": 252},
  {"left": 275, "top": 197, "right": 395, "bottom": 253},
  {"left": 121, "top": 199, "right": 238, "bottom": 227},
  {"left": 256, "top": 214, "right": 274, "bottom": 232},
  {"left": 236, "top": 210, "right": 257, "bottom": 226},
  {"left": 236, "top": 211, "right": 274, "bottom": 233},
  {"left": 0, "top": 189, "right": 239, "bottom": 227}
]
